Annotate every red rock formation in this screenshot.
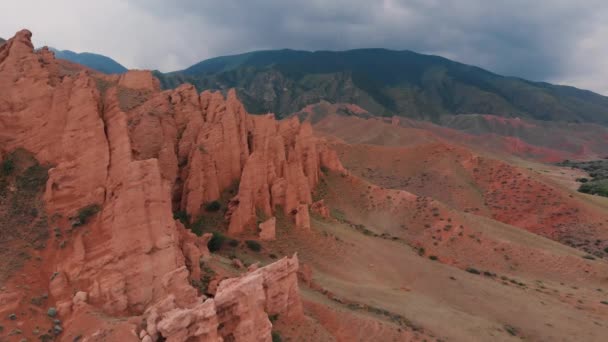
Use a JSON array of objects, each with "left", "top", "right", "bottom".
[
  {"left": 259, "top": 217, "right": 276, "bottom": 241},
  {"left": 0, "top": 30, "right": 331, "bottom": 341},
  {"left": 144, "top": 255, "right": 302, "bottom": 342},
  {"left": 294, "top": 203, "right": 311, "bottom": 229},
  {"left": 311, "top": 199, "right": 330, "bottom": 218},
  {"left": 123, "top": 79, "right": 344, "bottom": 236}
]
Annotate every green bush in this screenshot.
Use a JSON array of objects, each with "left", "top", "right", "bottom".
[
  {"left": 428, "top": 255, "right": 438, "bottom": 261},
  {"left": 204, "top": 201, "right": 221, "bottom": 212},
  {"left": 579, "top": 180, "right": 608, "bottom": 197},
  {"left": 228, "top": 239, "right": 239, "bottom": 247},
  {"left": 271, "top": 332, "right": 282, "bottom": 342},
  {"left": 245, "top": 240, "right": 262, "bottom": 252},
  {"left": 504, "top": 325, "right": 518, "bottom": 336},
  {"left": 604, "top": 247, "right": 608, "bottom": 254},
  {"left": 466, "top": 267, "right": 480, "bottom": 275},
  {"left": 190, "top": 217, "right": 206, "bottom": 236},
  {"left": 73, "top": 204, "right": 101, "bottom": 227},
  {"left": 1, "top": 157, "right": 15, "bottom": 176},
  {"left": 173, "top": 211, "right": 190, "bottom": 225},
  {"left": 208, "top": 232, "right": 226, "bottom": 252}
]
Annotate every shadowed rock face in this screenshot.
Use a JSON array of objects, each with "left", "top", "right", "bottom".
[{"left": 0, "top": 29, "right": 326, "bottom": 341}]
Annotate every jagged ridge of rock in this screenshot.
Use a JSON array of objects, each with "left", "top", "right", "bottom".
[{"left": 0, "top": 29, "right": 339, "bottom": 341}]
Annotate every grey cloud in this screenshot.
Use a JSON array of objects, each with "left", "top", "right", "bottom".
[{"left": 2, "top": 0, "right": 608, "bottom": 93}]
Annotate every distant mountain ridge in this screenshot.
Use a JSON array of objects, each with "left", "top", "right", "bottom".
[
  {"left": 50, "top": 48, "right": 127, "bottom": 74},
  {"left": 154, "top": 49, "right": 608, "bottom": 123}
]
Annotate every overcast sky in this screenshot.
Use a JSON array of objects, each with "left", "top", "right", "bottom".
[{"left": 2, "top": 0, "right": 608, "bottom": 94}]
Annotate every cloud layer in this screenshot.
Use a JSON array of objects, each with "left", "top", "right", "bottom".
[{"left": 2, "top": 0, "right": 608, "bottom": 94}]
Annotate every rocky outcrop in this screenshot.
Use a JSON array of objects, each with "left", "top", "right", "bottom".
[
  {"left": 0, "top": 30, "right": 330, "bottom": 341},
  {"left": 144, "top": 254, "right": 302, "bottom": 342},
  {"left": 294, "top": 203, "right": 311, "bottom": 229},
  {"left": 311, "top": 199, "right": 330, "bottom": 218},
  {"left": 259, "top": 217, "right": 276, "bottom": 241},
  {"left": 123, "top": 80, "right": 344, "bottom": 236}
]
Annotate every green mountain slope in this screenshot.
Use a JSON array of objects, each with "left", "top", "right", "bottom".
[
  {"left": 51, "top": 48, "right": 127, "bottom": 74},
  {"left": 155, "top": 49, "right": 608, "bottom": 123}
]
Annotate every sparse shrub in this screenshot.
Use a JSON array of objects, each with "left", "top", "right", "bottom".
[
  {"left": 208, "top": 232, "right": 226, "bottom": 252},
  {"left": 47, "top": 307, "right": 57, "bottom": 317},
  {"left": 576, "top": 177, "right": 589, "bottom": 183},
  {"left": 417, "top": 247, "right": 425, "bottom": 256},
  {"left": 504, "top": 325, "right": 518, "bottom": 336},
  {"left": 204, "top": 200, "right": 221, "bottom": 212},
  {"left": 320, "top": 166, "right": 329, "bottom": 174},
  {"left": 429, "top": 255, "right": 438, "bottom": 261},
  {"left": 246, "top": 240, "right": 262, "bottom": 252},
  {"left": 268, "top": 314, "right": 279, "bottom": 322},
  {"left": 228, "top": 239, "right": 239, "bottom": 247},
  {"left": 582, "top": 255, "right": 596, "bottom": 260},
  {"left": 73, "top": 204, "right": 101, "bottom": 227},
  {"left": 1, "top": 156, "right": 15, "bottom": 176},
  {"left": 190, "top": 217, "right": 206, "bottom": 236},
  {"left": 173, "top": 210, "right": 190, "bottom": 225},
  {"left": 271, "top": 331, "right": 282, "bottom": 342},
  {"left": 604, "top": 246, "right": 608, "bottom": 254},
  {"left": 466, "top": 267, "right": 480, "bottom": 275}
]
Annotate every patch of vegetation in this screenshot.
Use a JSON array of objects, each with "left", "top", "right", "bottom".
[
  {"left": 271, "top": 331, "right": 282, "bottom": 342},
  {"left": 246, "top": 240, "right": 262, "bottom": 252},
  {"left": 189, "top": 217, "right": 207, "bottom": 236},
  {"left": 208, "top": 232, "right": 226, "bottom": 252},
  {"left": 204, "top": 200, "right": 221, "bottom": 212},
  {"left": 504, "top": 324, "right": 518, "bottom": 336},
  {"left": 578, "top": 180, "right": 608, "bottom": 197},
  {"left": 0, "top": 150, "right": 51, "bottom": 284},
  {"left": 428, "top": 255, "right": 438, "bottom": 261},
  {"left": 173, "top": 210, "right": 191, "bottom": 226},
  {"left": 466, "top": 267, "right": 481, "bottom": 275},
  {"left": 268, "top": 313, "right": 279, "bottom": 323},
  {"left": 313, "top": 177, "right": 330, "bottom": 202},
  {"left": 72, "top": 204, "right": 101, "bottom": 227},
  {"left": 1, "top": 156, "right": 14, "bottom": 176},
  {"left": 558, "top": 159, "right": 608, "bottom": 197},
  {"left": 192, "top": 265, "right": 216, "bottom": 295}
]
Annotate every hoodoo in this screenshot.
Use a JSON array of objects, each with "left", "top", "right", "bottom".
[{"left": 0, "top": 29, "right": 335, "bottom": 341}]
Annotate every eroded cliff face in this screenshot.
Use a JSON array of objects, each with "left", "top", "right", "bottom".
[
  {"left": 0, "top": 30, "right": 339, "bottom": 341},
  {"left": 124, "top": 82, "right": 345, "bottom": 235}
]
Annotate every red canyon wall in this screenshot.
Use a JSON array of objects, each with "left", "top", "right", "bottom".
[{"left": 0, "top": 29, "right": 341, "bottom": 341}]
